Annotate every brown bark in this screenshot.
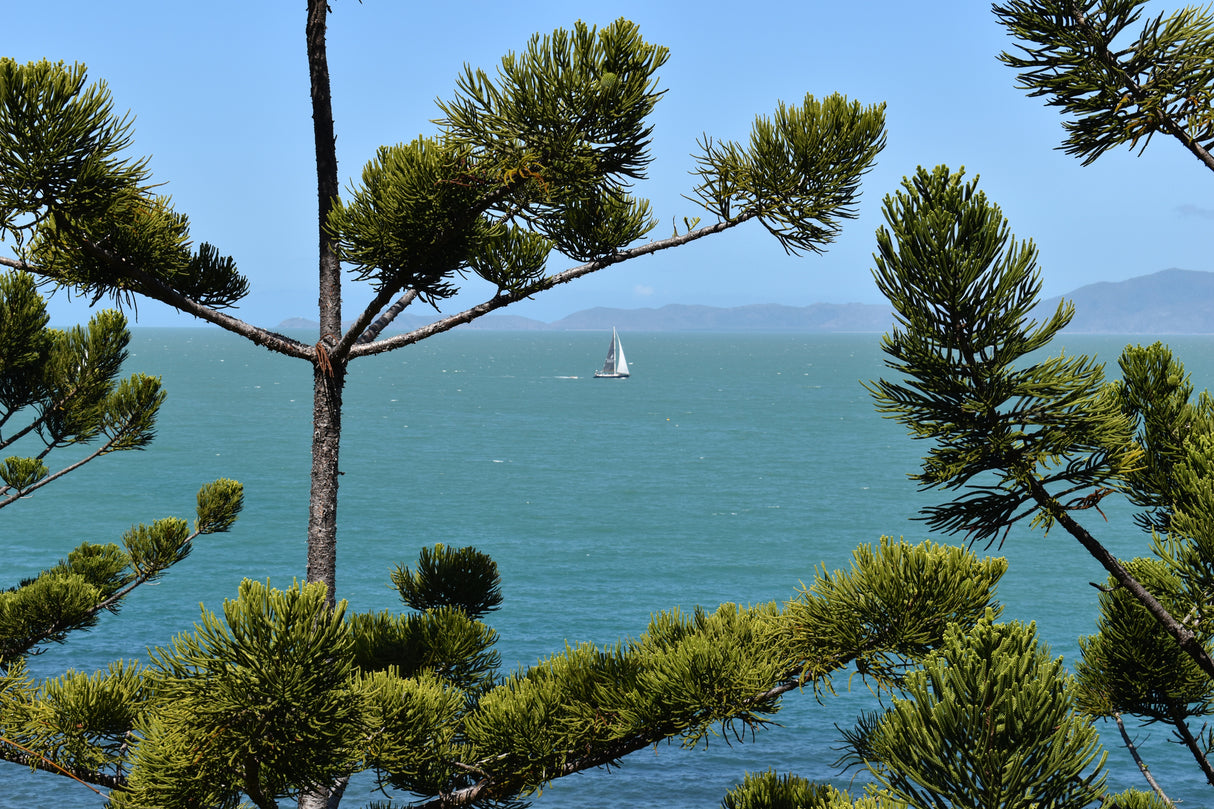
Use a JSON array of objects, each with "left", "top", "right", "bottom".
[
  {"left": 0, "top": 745, "right": 126, "bottom": 793},
  {"left": 305, "top": 0, "right": 343, "bottom": 604},
  {"left": 1113, "top": 711, "right": 1175, "bottom": 807},
  {"left": 306, "top": 358, "right": 344, "bottom": 600},
  {"left": 1066, "top": 1, "right": 1214, "bottom": 174},
  {"left": 413, "top": 679, "right": 801, "bottom": 808},
  {"left": 355, "top": 290, "right": 418, "bottom": 345},
  {"left": 301, "top": 2, "right": 344, "bottom": 807},
  {"left": 1025, "top": 475, "right": 1214, "bottom": 681},
  {"left": 349, "top": 216, "right": 750, "bottom": 358},
  {"left": 1166, "top": 699, "right": 1214, "bottom": 787}
]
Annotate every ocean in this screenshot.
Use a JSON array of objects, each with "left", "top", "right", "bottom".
[{"left": 3, "top": 328, "right": 1210, "bottom": 807}]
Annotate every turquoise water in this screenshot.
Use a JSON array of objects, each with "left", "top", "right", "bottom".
[{"left": 3, "top": 329, "right": 1210, "bottom": 807}]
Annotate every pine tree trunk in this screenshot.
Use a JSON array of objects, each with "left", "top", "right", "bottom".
[
  {"left": 305, "top": 0, "right": 342, "bottom": 604},
  {"left": 302, "top": 1, "right": 345, "bottom": 806},
  {"left": 306, "top": 361, "right": 344, "bottom": 600}
]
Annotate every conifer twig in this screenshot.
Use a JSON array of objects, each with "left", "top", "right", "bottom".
[
  {"left": 0, "top": 736, "right": 113, "bottom": 794},
  {"left": 1112, "top": 712, "right": 1175, "bottom": 807}
]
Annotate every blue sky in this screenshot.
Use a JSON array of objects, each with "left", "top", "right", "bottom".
[{"left": 7, "top": 1, "right": 1210, "bottom": 327}]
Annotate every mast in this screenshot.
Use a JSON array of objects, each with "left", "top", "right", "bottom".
[
  {"left": 614, "top": 329, "right": 629, "bottom": 377},
  {"left": 595, "top": 327, "right": 629, "bottom": 378}
]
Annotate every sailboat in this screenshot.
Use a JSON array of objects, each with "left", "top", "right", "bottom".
[{"left": 593, "top": 327, "right": 630, "bottom": 379}]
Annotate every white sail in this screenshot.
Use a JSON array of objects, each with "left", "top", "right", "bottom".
[
  {"left": 594, "top": 327, "right": 630, "bottom": 378},
  {"left": 613, "top": 331, "right": 629, "bottom": 376}
]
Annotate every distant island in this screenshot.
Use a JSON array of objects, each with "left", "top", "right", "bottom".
[
  {"left": 278, "top": 302, "right": 892, "bottom": 333},
  {"left": 1036, "top": 268, "right": 1214, "bottom": 334},
  {"left": 279, "top": 268, "right": 1214, "bottom": 334}
]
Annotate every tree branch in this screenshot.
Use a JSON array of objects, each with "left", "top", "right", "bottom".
[
  {"left": 412, "top": 678, "right": 798, "bottom": 809},
  {"left": 1166, "top": 698, "right": 1214, "bottom": 786},
  {"left": 0, "top": 739, "right": 126, "bottom": 792},
  {"left": 0, "top": 254, "right": 313, "bottom": 360},
  {"left": 1113, "top": 712, "right": 1175, "bottom": 807},
  {"left": 0, "top": 365, "right": 105, "bottom": 458},
  {"left": 0, "top": 371, "right": 175, "bottom": 505},
  {"left": 332, "top": 284, "right": 399, "bottom": 361},
  {"left": 244, "top": 752, "right": 278, "bottom": 809},
  {"left": 5, "top": 527, "right": 204, "bottom": 661},
  {"left": 0, "top": 406, "right": 50, "bottom": 455},
  {"left": 1067, "top": 1, "right": 1214, "bottom": 173},
  {"left": 1025, "top": 474, "right": 1214, "bottom": 680},
  {"left": 350, "top": 215, "right": 751, "bottom": 359},
  {"left": 354, "top": 290, "right": 419, "bottom": 345},
  {"left": 0, "top": 439, "right": 112, "bottom": 508}
]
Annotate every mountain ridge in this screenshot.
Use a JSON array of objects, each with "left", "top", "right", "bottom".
[{"left": 278, "top": 268, "right": 1214, "bottom": 334}]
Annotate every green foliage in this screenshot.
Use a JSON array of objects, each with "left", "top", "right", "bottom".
[
  {"left": 39, "top": 308, "right": 132, "bottom": 444},
  {"left": 119, "top": 580, "right": 359, "bottom": 809},
  {"left": 0, "top": 58, "right": 247, "bottom": 308},
  {"left": 54, "top": 542, "right": 130, "bottom": 599},
  {"left": 1074, "top": 558, "right": 1214, "bottom": 722},
  {"left": 859, "top": 613, "right": 1107, "bottom": 809},
  {"left": 0, "top": 478, "right": 242, "bottom": 669},
  {"left": 353, "top": 669, "right": 465, "bottom": 795},
  {"left": 0, "top": 272, "right": 180, "bottom": 510},
  {"left": 994, "top": 0, "right": 1214, "bottom": 165},
  {"left": 92, "top": 372, "right": 162, "bottom": 451},
  {"left": 1114, "top": 342, "right": 1214, "bottom": 533},
  {"left": 28, "top": 191, "right": 249, "bottom": 310},
  {"left": 194, "top": 477, "right": 244, "bottom": 534},
  {"left": 458, "top": 601, "right": 786, "bottom": 798},
  {"left": 866, "top": 165, "right": 1137, "bottom": 541},
  {"left": 390, "top": 543, "right": 503, "bottom": 618},
  {"left": 780, "top": 537, "right": 1006, "bottom": 691},
  {"left": 122, "top": 519, "right": 190, "bottom": 579},
  {"left": 722, "top": 772, "right": 909, "bottom": 809},
  {"left": 0, "top": 455, "right": 47, "bottom": 491},
  {"left": 1152, "top": 427, "right": 1214, "bottom": 611},
  {"left": 722, "top": 771, "right": 856, "bottom": 809},
  {"left": 627, "top": 603, "right": 787, "bottom": 745},
  {"left": 331, "top": 19, "right": 669, "bottom": 303},
  {"left": 1102, "top": 789, "right": 1176, "bottom": 809},
  {"left": 0, "top": 270, "right": 53, "bottom": 411},
  {"left": 27, "top": 660, "right": 148, "bottom": 775},
  {"left": 466, "top": 223, "right": 553, "bottom": 295},
  {"left": 438, "top": 19, "right": 668, "bottom": 196},
  {"left": 1141, "top": 405, "right": 1214, "bottom": 631},
  {"left": 538, "top": 185, "right": 654, "bottom": 263},
  {"left": 330, "top": 137, "right": 508, "bottom": 302},
  {"left": 350, "top": 607, "right": 500, "bottom": 693},
  {"left": 0, "top": 58, "right": 144, "bottom": 243},
  {"left": 0, "top": 565, "right": 115, "bottom": 667},
  {"left": 721, "top": 772, "right": 909, "bottom": 809},
  {"left": 690, "top": 94, "right": 887, "bottom": 254},
  {"left": 0, "top": 657, "right": 149, "bottom": 782}
]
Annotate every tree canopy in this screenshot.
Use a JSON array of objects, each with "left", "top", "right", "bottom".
[
  {"left": 0, "top": 5, "right": 896, "bottom": 807},
  {"left": 8, "top": 1, "right": 1214, "bottom": 807}
]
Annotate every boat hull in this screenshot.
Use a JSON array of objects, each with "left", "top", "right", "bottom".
[{"left": 595, "top": 327, "right": 630, "bottom": 378}]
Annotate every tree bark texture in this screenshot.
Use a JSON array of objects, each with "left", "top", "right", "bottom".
[
  {"left": 1167, "top": 699, "right": 1214, "bottom": 787},
  {"left": 1027, "top": 475, "right": 1214, "bottom": 681},
  {"left": 306, "top": 360, "right": 344, "bottom": 600},
  {"left": 302, "top": 2, "right": 344, "bottom": 807},
  {"left": 305, "top": 0, "right": 343, "bottom": 604},
  {"left": 1113, "top": 712, "right": 1175, "bottom": 807}
]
